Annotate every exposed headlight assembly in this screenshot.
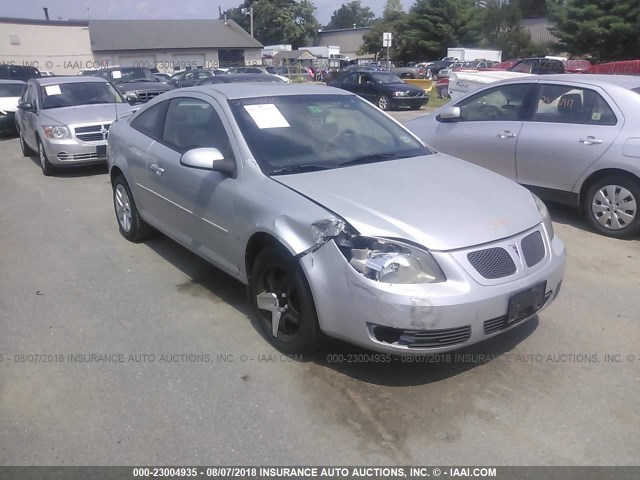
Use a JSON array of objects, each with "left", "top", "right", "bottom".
[
  {"left": 392, "top": 91, "right": 409, "bottom": 97},
  {"left": 42, "top": 125, "right": 71, "bottom": 139},
  {"left": 342, "top": 237, "right": 446, "bottom": 284},
  {"left": 532, "top": 193, "right": 555, "bottom": 240}
]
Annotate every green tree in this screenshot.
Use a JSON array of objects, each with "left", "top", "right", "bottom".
[
  {"left": 326, "top": 1, "right": 376, "bottom": 29},
  {"left": 519, "top": 0, "right": 547, "bottom": 17},
  {"left": 360, "top": 0, "right": 407, "bottom": 60},
  {"left": 549, "top": 0, "right": 640, "bottom": 61},
  {"left": 227, "top": 0, "right": 319, "bottom": 48},
  {"left": 479, "top": 0, "right": 538, "bottom": 59},
  {"left": 395, "top": 0, "right": 482, "bottom": 61}
]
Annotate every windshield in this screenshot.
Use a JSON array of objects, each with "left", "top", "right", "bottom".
[
  {"left": 230, "top": 94, "right": 431, "bottom": 175},
  {"left": 40, "top": 82, "right": 124, "bottom": 109},
  {"left": 0, "top": 83, "right": 25, "bottom": 97},
  {"left": 109, "top": 68, "right": 156, "bottom": 83},
  {"left": 370, "top": 72, "right": 404, "bottom": 84}
]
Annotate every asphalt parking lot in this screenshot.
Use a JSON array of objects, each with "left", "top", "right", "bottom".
[{"left": 1, "top": 109, "right": 639, "bottom": 465}]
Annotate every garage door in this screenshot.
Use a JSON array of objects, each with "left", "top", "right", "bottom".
[
  {"left": 172, "top": 54, "right": 205, "bottom": 70},
  {"left": 119, "top": 55, "right": 157, "bottom": 69}
]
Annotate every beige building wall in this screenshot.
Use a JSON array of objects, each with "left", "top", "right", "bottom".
[{"left": 0, "top": 22, "right": 98, "bottom": 74}]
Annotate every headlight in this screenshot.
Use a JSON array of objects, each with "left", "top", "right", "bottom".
[
  {"left": 42, "top": 125, "right": 71, "bottom": 139},
  {"left": 393, "top": 91, "right": 409, "bottom": 97},
  {"left": 341, "top": 236, "right": 446, "bottom": 284},
  {"left": 532, "top": 193, "right": 554, "bottom": 239}
]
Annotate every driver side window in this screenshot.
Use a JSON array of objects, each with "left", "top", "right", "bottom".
[{"left": 457, "top": 84, "right": 532, "bottom": 122}]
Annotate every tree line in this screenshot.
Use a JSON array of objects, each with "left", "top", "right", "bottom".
[{"left": 225, "top": 0, "right": 640, "bottom": 62}]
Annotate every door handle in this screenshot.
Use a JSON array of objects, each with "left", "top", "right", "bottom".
[
  {"left": 579, "top": 136, "right": 603, "bottom": 145},
  {"left": 497, "top": 131, "right": 517, "bottom": 139},
  {"left": 149, "top": 163, "right": 164, "bottom": 176}
]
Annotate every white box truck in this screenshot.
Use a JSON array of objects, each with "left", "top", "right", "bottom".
[{"left": 446, "top": 48, "right": 502, "bottom": 62}]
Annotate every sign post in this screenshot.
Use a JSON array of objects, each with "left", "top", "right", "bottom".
[{"left": 382, "top": 32, "right": 392, "bottom": 71}]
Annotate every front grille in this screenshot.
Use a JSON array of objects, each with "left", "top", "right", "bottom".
[
  {"left": 410, "top": 90, "right": 425, "bottom": 97},
  {"left": 370, "top": 324, "right": 471, "bottom": 348},
  {"left": 521, "top": 231, "right": 545, "bottom": 267},
  {"left": 136, "top": 90, "right": 163, "bottom": 102},
  {"left": 74, "top": 123, "right": 110, "bottom": 142},
  {"left": 467, "top": 248, "right": 517, "bottom": 279},
  {"left": 57, "top": 152, "right": 104, "bottom": 161}
]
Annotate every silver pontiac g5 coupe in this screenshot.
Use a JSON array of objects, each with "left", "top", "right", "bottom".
[{"left": 107, "top": 84, "right": 565, "bottom": 354}]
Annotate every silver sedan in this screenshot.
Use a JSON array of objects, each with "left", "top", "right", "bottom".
[
  {"left": 107, "top": 84, "right": 565, "bottom": 354},
  {"left": 405, "top": 74, "right": 640, "bottom": 238}
]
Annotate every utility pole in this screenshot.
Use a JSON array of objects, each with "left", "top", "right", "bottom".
[{"left": 242, "top": 6, "right": 254, "bottom": 37}]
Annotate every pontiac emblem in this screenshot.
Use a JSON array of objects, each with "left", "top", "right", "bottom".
[{"left": 510, "top": 243, "right": 520, "bottom": 258}]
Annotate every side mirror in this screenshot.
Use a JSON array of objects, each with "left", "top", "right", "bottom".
[
  {"left": 180, "top": 148, "right": 235, "bottom": 176},
  {"left": 125, "top": 93, "right": 138, "bottom": 104},
  {"left": 439, "top": 106, "right": 461, "bottom": 121},
  {"left": 18, "top": 101, "right": 34, "bottom": 112}
]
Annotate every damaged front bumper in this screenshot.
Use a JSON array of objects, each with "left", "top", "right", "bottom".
[{"left": 299, "top": 227, "right": 565, "bottom": 354}]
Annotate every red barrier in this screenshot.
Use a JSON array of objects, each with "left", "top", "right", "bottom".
[{"left": 587, "top": 60, "right": 640, "bottom": 75}]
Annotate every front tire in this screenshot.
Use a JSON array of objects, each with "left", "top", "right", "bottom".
[
  {"left": 583, "top": 175, "right": 640, "bottom": 238},
  {"left": 249, "top": 246, "right": 323, "bottom": 354},
  {"left": 112, "top": 175, "right": 153, "bottom": 242},
  {"left": 37, "top": 138, "right": 55, "bottom": 176},
  {"left": 377, "top": 95, "right": 391, "bottom": 111}
]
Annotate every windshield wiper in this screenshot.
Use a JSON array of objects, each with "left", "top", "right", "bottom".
[
  {"left": 270, "top": 164, "right": 334, "bottom": 176},
  {"left": 338, "top": 153, "right": 412, "bottom": 168}
]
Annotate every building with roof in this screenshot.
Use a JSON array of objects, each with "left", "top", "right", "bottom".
[
  {"left": 313, "top": 27, "right": 373, "bottom": 62},
  {"left": 0, "top": 17, "right": 263, "bottom": 75},
  {"left": 89, "top": 19, "right": 263, "bottom": 72}
]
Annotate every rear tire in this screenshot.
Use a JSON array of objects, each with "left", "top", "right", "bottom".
[
  {"left": 112, "top": 175, "right": 153, "bottom": 242},
  {"left": 583, "top": 174, "right": 640, "bottom": 238},
  {"left": 249, "top": 246, "right": 323, "bottom": 354}
]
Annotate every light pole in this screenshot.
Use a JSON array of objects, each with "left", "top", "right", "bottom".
[{"left": 242, "top": 6, "right": 254, "bottom": 37}]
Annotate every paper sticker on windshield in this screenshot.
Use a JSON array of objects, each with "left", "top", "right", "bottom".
[
  {"left": 592, "top": 112, "right": 602, "bottom": 121},
  {"left": 112, "top": 70, "right": 122, "bottom": 79},
  {"left": 244, "top": 104, "right": 290, "bottom": 129},
  {"left": 308, "top": 105, "right": 322, "bottom": 113},
  {"left": 399, "top": 135, "right": 413, "bottom": 143},
  {"left": 44, "top": 85, "right": 62, "bottom": 96}
]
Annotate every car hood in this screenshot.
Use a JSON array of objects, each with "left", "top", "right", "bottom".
[
  {"left": 378, "top": 82, "right": 424, "bottom": 94},
  {"left": 274, "top": 154, "right": 542, "bottom": 251},
  {"left": 38, "top": 103, "right": 136, "bottom": 126},
  {"left": 115, "top": 81, "right": 174, "bottom": 93}
]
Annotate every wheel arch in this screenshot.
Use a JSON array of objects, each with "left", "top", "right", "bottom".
[
  {"left": 110, "top": 165, "right": 125, "bottom": 186},
  {"left": 245, "top": 231, "right": 306, "bottom": 281}
]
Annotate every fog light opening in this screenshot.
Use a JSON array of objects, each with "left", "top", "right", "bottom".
[{"left": 372, "top": 325, "right": 401, "bottom": 344}]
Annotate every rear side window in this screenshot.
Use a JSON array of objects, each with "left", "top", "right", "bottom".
[
  {"left": 130, "top": 100, "right": 169, "bottom": 140},
  {"left": 532, "top": 84, "right": 617, "bottom": 126}
]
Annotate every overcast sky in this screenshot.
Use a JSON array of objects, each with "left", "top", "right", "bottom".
[{"left": 4, "top": 0, "right": 412, "bottom": 27}]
